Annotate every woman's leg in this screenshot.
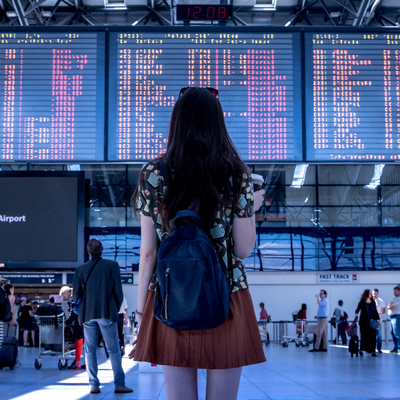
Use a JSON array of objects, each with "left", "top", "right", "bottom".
[
  {"left": 23, "top": 330, "right": 28, "bottom": 346},
  {"left": 162, "top": 366, "right": 198, "bottom": 400},
  {"left": 75, "top": 339, "right": 84, "bottom": 364},
  {"left": 206, "top": 367, "right": 242, "bottom": 400}
]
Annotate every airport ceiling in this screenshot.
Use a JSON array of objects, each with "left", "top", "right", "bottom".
[{"left": 0, "top": 0, "right": 399, "bottom": 28}]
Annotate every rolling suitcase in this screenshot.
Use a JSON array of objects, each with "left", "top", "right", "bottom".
[
  {"left": 0, "top": 326, "right": 18, "bottom": 369},
  {"left": 348, "top": 335, "right": 359, "bottom": 357}
]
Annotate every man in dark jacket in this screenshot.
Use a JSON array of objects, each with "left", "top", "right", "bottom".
[{"left": 73, "top": 238, "right": 133, "bottom": 395}]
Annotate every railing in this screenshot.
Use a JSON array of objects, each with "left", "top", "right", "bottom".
[{"left": 267, "top": 319, "right": 393, "bottom": 345}]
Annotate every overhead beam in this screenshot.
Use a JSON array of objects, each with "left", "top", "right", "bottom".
[
  {"left": 363, "top": 0, "right": 382, "bottom": 26},
  {"left": 331, "top": 0, "right": 357, "bottom": 16},
  {"left": 11, "top": 0, "right": 28, "bottom": 25},
  {"left": 318, "top": 0, "right": 337, "bottom": 25},
  {"left": 81, "top": 13, "right": 94, "bottom": 25},
  {"left": 24, "top": 0, "right": 47, "bottom": 16},
  {"left": 56, "top": 10, "right": 77, "bottom": 24},
  {"left": 353, "top": 0, "right": 372, "bottom": 26}
]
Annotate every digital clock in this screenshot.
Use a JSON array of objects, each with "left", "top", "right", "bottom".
[{"left": 176, "top": 5, "right": 233, "bottom": 21}]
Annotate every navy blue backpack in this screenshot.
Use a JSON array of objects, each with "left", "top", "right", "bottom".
[{"left": 153, "top": 210, "right": 231, "bottom": 330}]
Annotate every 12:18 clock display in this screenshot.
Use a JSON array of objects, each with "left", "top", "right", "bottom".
[{"left": 176, "top": 5, "right": 233, "bottom": 21}]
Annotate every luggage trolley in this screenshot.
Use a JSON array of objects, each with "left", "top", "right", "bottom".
[
  {"left": 282, "top": 320, "right": 311, "bottom": 347},
  {"left": 34, "top": 313, "right": 75, "bottom": 370}
]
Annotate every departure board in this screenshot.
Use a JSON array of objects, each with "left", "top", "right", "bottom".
[
  {"left": 108, "top": 31, "right": 303, "bottom": 161},
  {"left": 305, "top": 32, "right": 400, "bottom": 161},
  {"left": 0, "top": 32, "right": 105, "bottom": 161}
]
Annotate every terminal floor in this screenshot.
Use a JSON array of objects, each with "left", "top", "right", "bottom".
[{"left": 0, "top": 343, "right": 399, "bottom": 400}]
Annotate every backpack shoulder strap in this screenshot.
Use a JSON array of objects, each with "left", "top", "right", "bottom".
[
  {"left": 79, "top": 258, "right": 101, "bottom": 324},
  {"left": 82, "top": 258, "right": 101, "bottom": 290}
]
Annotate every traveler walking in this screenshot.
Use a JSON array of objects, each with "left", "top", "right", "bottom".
[
  {"left": 129, "top": 87, "right": 266, "bottom": 400},
  {"left": 309, "top": 290, "right": 329, "bottom": 352},
  {"left": 73, "top": 239, "right": 133, "bottom": 394},
  {"left": 372, "top": 288, "right": 386, "bottom": 353},
  {"left": 355, "top": 289, "right": 380, "bottom": 357},
  {"left": 387, "top": 285, "right": 400, "bottom": 354},
  {"left": 333, "top": 300, "right": 347, "bottom": 345}
]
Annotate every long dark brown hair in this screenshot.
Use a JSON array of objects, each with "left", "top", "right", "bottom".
[
  {"left": 360, "top": 289, "right": 372, "bottom": 302},
  {"left": 133, "top": 87, "right": 246, "bottom": 231}
]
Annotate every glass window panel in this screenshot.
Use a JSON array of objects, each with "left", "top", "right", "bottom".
[
  {"left": 89, "top": 185, "right": 130, "bottom": 208},
  {"left": 285, "top": 186, "right": 315, "bottom": 207},
  {"left": 318, "top": 165, "right": 374, "bottom": 185},
  {"left": 319, "top": 207, "right": 379, "bottom": 227},
  {"left": 81, "top": 164, "right": 127, "bottom": 186},
  {"left": 318, "top": 186, "right": 378, "bottom": 206},
  {"left": 127, "top": 208, "right": 141, "bottom": 227},
  {"left": 283, "top": 165, "right": 316, "bottom": 185},
  {"left": 89, "top": 233, "right": 141, "bottom": 270},
  {"left": 87, "top": 206, "right": 126, "bottom": 227},
  {"left": 376, "top": 236, "right": 400, "bottom": 270},
  {"left": 381, "top": 186, "right": 400, "bottom": 206},
  {"left": 380, "top": 165, "right": 400, "bottom": 185},
  {"left": 285, "top": 206, "right": 314, "bottom": 227},
  {"left": 382, "top": 207, "right": 400, "bottom": 227},
  {"left": 243, "top": 233, "right": 319, "bottom": 271},
  {"left": 0, "top": 164, "right": 27, "bottom": 171},
  {"left": 127, "top": 164, "right": 144, "bottom": 185},
  {"left": 31, "top": 164, "right": 65, "bottom": 171}
]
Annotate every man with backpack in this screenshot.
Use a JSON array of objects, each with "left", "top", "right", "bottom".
[
  {"left": 333, "top": 300, "right": 348, "bottom": 345},
  {"left": 73, "top": 238, "right": 133, "bottom": 395}
]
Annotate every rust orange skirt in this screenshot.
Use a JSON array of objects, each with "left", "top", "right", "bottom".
[{"left": 134, "top": 289, "right": 266, "bottom": 369}]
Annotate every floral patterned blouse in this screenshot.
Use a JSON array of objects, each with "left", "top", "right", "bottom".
[{"left": 136, "top": 158, "right": 255, "bottom": 293}]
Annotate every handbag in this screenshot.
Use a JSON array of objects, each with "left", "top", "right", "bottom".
[{"left": 369, "top": 319, "right": 379, "bottom": 330}]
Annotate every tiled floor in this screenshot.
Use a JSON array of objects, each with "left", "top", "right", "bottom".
[{"left": 0, "top": 342, "right": 399, "bottom": 400}]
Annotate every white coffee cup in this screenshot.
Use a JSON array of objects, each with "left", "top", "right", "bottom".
[{"left": 252, "top": 173, "right": 264, "bottom": 191}]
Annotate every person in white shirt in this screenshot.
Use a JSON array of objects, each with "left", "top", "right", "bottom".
[
  {"left": 118, "top": 296, "right": 128, "bottom": 356},
  {"left": 373, "top": 289, "right": 385, "bottom": 353},
  {"left": 387, "top": 286, "right": 400, "bottom": 354}
]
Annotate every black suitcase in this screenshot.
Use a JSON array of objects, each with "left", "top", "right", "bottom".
[
  {"left": 348, "top": 336, "right": 359, "bottom": 357},
  {"left": 0, "top": 327, "right": 18, "bottom": 369}
]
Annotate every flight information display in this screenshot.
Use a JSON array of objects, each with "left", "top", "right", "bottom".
[
  {"left": 305, "top": 32, "right": 400, "bottom": 161},
  {"left": 108, "top": 31, "right": 303, "bottom": 161},
  {"left": 0, "top": 32, "right": 105, "bottom": 161}
]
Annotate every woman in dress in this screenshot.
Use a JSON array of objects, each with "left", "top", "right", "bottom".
[
  {"left": 355, "top": 289, "right": 379, "bottom": 357},
  {"left": 129, "top": 87, "right": 266, "bottom": 400}
]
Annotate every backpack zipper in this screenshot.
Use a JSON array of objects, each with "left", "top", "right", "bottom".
[{"left": 165, "top": 267, "right": 170, "bottom": 320}]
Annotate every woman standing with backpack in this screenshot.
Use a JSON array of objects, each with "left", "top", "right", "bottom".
[{"left": 129, "top": 87, "right": 266, "bottom": 400}]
